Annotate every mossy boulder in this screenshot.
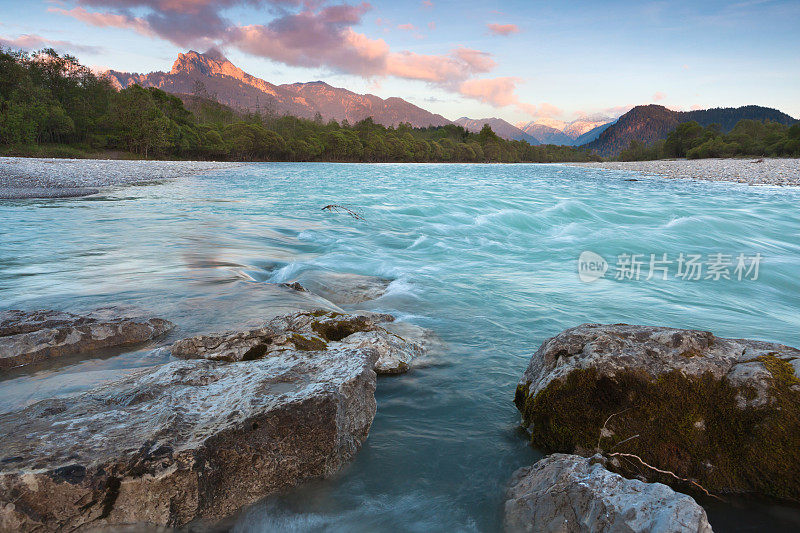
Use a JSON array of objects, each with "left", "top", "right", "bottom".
[{"left": 514, "top": 324, "right": 800, "bottom": 501}]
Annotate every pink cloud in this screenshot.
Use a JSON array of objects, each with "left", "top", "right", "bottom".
[
  {"left": 50, "top": 7, "right": 153, "bottom": 37},
  {"left": 428, "top": 21, "right": 436, "bottom": 30},
  {"left": 421, "top": 0, "right": 433, "bottom": 7},
  {"left": 53, "top": 0, "right": 551, "bottom": 114},
  {"left": 0, "top": 33, "right": 104, "bottom": 53},
  {"left": 652, "top": 91, "right": 667, "bottom": 101},
  {"left": 453, "top": 47, "right": 496, "bottom": 73},
  {"left": 458, "top": 77, "right": 556, "bottom": 118},
  {"left": 487, "top": 23, "right": 519, "bottom": 36}
]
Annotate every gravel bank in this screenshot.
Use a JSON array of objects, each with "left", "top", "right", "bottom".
[
  {"left": 570, "top": 158, "right": 800, "bottom": 187},
  {"left": 0, "top": 157, "right": 240, "bottom": 199}
]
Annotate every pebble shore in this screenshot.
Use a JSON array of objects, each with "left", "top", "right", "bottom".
[
  {"left": 570, "top": 158, "right": 800, "bottom": 187},
  {"left": 0, "top": 157, "right": 239, "bottom": 199}
]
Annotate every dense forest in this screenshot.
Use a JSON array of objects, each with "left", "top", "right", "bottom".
[
  {"left": 618, "top": 120, "right": 800, "bottom": 161},
  {"left": 583, "top": 103, "right": 798, "bottom": 157},
  {"left": 0, "top": 48, "right": 598, "bottom": 163}
]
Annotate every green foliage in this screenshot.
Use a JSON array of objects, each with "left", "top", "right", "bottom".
[
  {"left": 619, "top": 119, "right": 800, "bottom": 160},
  {"left": 0, "top": 48, "right": 601, "bottom": 162}
]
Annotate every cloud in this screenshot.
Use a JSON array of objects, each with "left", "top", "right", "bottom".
[
  {"left": 0, "top": 33, "right": 104, "bottom": 54},
  {"left": 50, "top": 7, "right": 153, "bottom": 37},
  {"left": 453, "top": 47, "right": 496, "bottom": 72},
  {"left": 421, "top": 0, "right": 433, "bottom": 7},
  {"left": 652, "top": 91, "right": 667, "bottom": 101},
  {"left": 54, "top": 0, "right": 550, "bottom": 114},
  {"left": 459, "top": 77, "right": 558, "bottom": 118},
  {"left": 487, "top": 23, "right": 519, "bottom": 36}
]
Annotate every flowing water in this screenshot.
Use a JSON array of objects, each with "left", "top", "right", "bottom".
[{"left": 1, "top": 162, "right": 800, "bottom": 531}]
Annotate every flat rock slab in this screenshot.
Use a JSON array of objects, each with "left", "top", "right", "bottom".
[
  {"left": 515, "top": 323, "right": 800, "bottom": 500},
  {"left": 0, "top": 327, "right": 379, "bottom": 530},
  {"left": 0, "top": 309, "right": 174, "bottom": 371},
  {"left": 505, "top": 454, "right": 712, "bottom": 533},
  {"left": 173, "top": 310, "right": 424, "bottom": 375}
]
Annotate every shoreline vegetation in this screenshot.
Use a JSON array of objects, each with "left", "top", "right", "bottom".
[{"left": 3, "top": 48, "right": 798, "bottom": 165}]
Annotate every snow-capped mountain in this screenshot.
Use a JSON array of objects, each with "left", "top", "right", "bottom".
[{"left": 516, "top": 116, "right": 615, "bottom": 146}]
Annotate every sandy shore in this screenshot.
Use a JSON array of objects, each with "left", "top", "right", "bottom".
[
  {"left": 570, "top": 158, "right": 800, "bottom": 187},
  {"left": 0, "top": 157, "right": 239, "bottom": 199}
]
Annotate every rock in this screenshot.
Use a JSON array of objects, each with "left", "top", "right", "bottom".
[
  {"left": 345, "top": 330, "right": 422, "bottom": 375},
  {"left": 173, "top": 310, "right": 424, "bottom": 375},
  {"left": 504, "top": 454, "right": 713, "bottom": 533},
  {"left": 514, "top": 323, "right": 800, "bottom": 500},
  {"left": 0, "top": 318, "right": 379, "bottom": 530},
  {"left": 0, "top": 309, "right": 174, "bottom": 370},
  {"left": 286, "top": 271, "right": 392, "bottom": 305}
]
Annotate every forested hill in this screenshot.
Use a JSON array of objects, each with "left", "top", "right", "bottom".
[
  {"left": 0, "top": 48, "right": 599, "bottom": 163},
  {"left": 583, "top": 104, "right": 797, "bottom": 157}
]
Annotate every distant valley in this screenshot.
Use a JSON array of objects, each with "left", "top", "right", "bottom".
[{"left": 105, "top": 50, "right": 797, "bottom": 156}]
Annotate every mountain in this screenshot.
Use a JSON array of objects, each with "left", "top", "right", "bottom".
[
  {"left": 454, "top": 117, "right": 540, "bottom": 144},
  {"left": 105, "top": 50, "right": 452, "bottom": 128},
  {"left": 573, "top": 122, "right": 614, "bottom": 145},
  {"left": 564, "top": 117, "right": 615, "bottom": 138},
  {"left": 517, "top": 116, "right": 614, "bottom": 146},
  {"left": 582, "top": 104, "right": 798, "bottom": 156},
  {"left": 517, "top": 122, "right": 573, "bottom": 145}
]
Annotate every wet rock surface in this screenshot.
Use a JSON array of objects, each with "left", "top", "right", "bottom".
[
  {"left": 0, "top": 313, "right": 379, "bottom": 530},
  {"left": 504, "top": 454, "right": 713, "bottom": 533},
  {"left": 515, "top": 324, "right": 800, "bottom": 500},
  {"left": 173, "top": 310, "right": 425, "bottom": 375},
  {"left": 0, "top": 309, "right": 174, "bottom": 370}
]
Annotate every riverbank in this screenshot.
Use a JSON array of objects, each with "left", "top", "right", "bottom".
[
  {"left": 0, "top": 157, "right": 240, "bottom": 199},
  {"left": 570, "top": 158, "right": 800, "bottom": 186},
  {"left": 2, "top": 162, "right": 800, "bottom": 530}
]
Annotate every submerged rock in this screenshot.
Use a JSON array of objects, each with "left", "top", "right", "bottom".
[
  {"left": 286, "top": 271, "right": 392, "bottom": 305},
  {"left": 504, "top": 454, "right": 712, "bottom": 533},
  {"left": 0, "top": 321, "right": 379, "bottom": 530},
  {"left": 173, "top": 310, "right": 424, "bottom": 375},
  {"left": 514, "top": 324, "right": 800, "bottom": 500},
  {"left": 0, "top": 309, "right": 174, "bottom": 370}
]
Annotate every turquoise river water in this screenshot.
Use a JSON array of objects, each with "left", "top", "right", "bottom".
[{"left": 1, "top": 163, "right": 800, "bottom": 532}]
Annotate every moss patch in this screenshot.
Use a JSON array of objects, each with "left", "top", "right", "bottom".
[
  {"left": 311, "top": 315, "right": 372, "bottom": 342},
  {"left": 515, "top": 365, "right": 800, "bottom": 501},
  {"left": 290, "top": 333, "right": 328, "bottom": 351}
]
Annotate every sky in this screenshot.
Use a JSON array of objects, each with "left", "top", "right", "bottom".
[{"left": 1, "top": 0, "right": 798, "bottom": 124}]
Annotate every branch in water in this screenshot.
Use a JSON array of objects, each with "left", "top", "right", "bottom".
[{"left": 321, "top": 204, "right": 365, "bottom": 220}]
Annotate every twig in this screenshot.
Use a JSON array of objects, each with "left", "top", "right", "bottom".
[
  {"left": 610, "top": 434, "right": 640, "bottom": 450},
  {"left": 596, "top": 408, "right": 633, "bottom": 450},
  {"left": 321, "top": 204, "right": 365, "bottom": 220},
  {"left": 607, "top": 452, "right": 724, "bottom": 501}
]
